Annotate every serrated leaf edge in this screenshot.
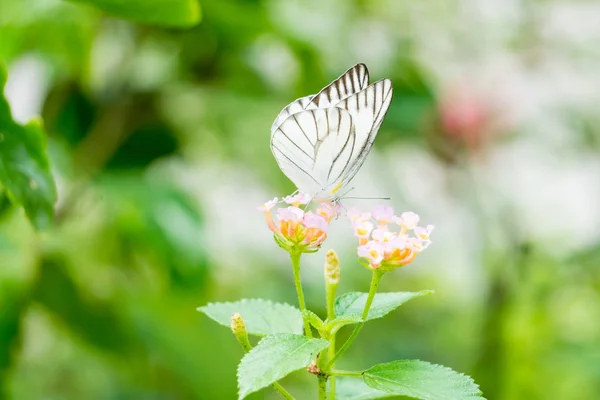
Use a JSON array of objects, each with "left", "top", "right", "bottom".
[
  {"left": 197, "top": 298, "right": 303, "bottom": 335},
  {"left": 363, "top": 359, "right": 485, "bottom": 400},
  {"left": 335, "top": 290, "right": 434, "bottom": 320},
  {"left": 236, "top": 333, "right": 329, "bottom": 399},
  {"left": 197, "top": 298, "right": 300, "bottom": 313}
]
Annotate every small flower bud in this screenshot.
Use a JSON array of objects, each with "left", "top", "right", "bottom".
[
  {"left": 231, "top": 312, "right": 252, "bottom": 352},
  {"left": 231, "top": 312, "right": 245, "bottom": 334},
  {"left": 324, "top": 249, "right": 340, "bottom": 285}
]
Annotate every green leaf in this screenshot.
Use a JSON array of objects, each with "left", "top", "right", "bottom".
[
  {"left": 237, "top": 333, "right": 328, "bottom": 399},
  {"left": 67, "top": 0, "right": 201, "bottom": 27},
  {"left": 0, "top": 66, "right": 56, "bottom": 229},
  {"left": 198, "top": 299, "right": 303, "bottom": 336},
  {"left": 363, "top": 360, "right": 484, "bottom": 400},
  {"left": 303, "top": 309, "right": 324, "bottom": 331},
  {"left": 332, "top": 291, "right": 433, "bottom": 329},
  {"left": 335, "top": 377, "right": 395, "bottom": 400}
]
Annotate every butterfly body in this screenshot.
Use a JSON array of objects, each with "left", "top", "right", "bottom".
[{"left": 270, "top": 64, "right": 393, "bottom": 203}]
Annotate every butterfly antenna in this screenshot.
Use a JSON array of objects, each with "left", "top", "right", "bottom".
[
  {"left": 337, "top": 201, "right": 348, "bottom": 217},
  {"left": 338, "top": 186, "right": 391, "bottom": 201},
  {"left": 337, "top": 187, "right": 355, "bottom": 199},
  {"left": 342, "top": 196, "right": 392, "bottom": 200}
]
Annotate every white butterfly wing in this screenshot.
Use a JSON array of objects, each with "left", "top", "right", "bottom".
[
  {"left": 269, "top": 64, "right": 392, "bottom": 200},
  {"left": 311, "top": 108, "right": 356, "bottom": 188},
  {"left": 270, "top": 94, "right": 313, "bottom": 135},
  {"left": 335, "top": 78, "right": 393, "bottom": 189},
  {"left": 308, "top": 63, "right": 369, "bottom": 109},
  {"left": 270, "top": 64, "right": 369, "bottom": 134},
  {"left": 271, "top": 108, "right": 355, "bottom": 197}
]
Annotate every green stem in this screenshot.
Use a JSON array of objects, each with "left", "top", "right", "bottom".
[
  {"left": 325, "top": 273, "right": 338, "bottom": 399},
  {"left": 273, "top": 383, "right": 295, "bottom": 400},
  {"left": 326, "top": 282, "right": 337, "bottom": 322},
  {"left": 327, "top": 336, "right": 336, "bottom": 400},
  {"left": 318, "top": 375, "right": 327, "bottom": 400},
  {"left": 325, "top": 270, "right": 383, "bottom": 368},
  {"left": 330, "top": 370, "right": 363, "bottom": 377},
  {"left": 360, "top": 270, "right": 382, "bottom": 321},
  {"left": 291, "top": 251, "right": 312, "bottom": 337},
  {"left": 236, "top": 332, "right": 252, "bottom": 353},
  {"left": 317, "top": 348, "right": 328, "bottom": 399}
]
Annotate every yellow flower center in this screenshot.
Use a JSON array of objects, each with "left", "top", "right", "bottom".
[{"left": 368, "top": 249, "right": 380, "bottom": 258}]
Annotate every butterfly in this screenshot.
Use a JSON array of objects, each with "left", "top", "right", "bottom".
[{"left": 270, "top": 63, "right": 393, "bottom": 203}]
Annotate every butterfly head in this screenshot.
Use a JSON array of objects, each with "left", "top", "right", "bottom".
[{"left": 311, "top": 180, "right": 346, "bottom": 204}]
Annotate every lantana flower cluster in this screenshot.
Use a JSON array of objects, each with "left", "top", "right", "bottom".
[
  {"left": 259, "top": 192, "right": 341, "bottom": 253},
  {"left": 349, "top": 205, "right": 434, "bottom": 271}
]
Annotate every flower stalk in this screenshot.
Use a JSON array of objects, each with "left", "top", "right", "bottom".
[
  {"left": 291, "top": 251, "right": 312, "bottom": 338},
  {"left": 317, "top": 375, "right": 327, "bottom": 400},
  {"left": 324, "top": 249, "right": 340, "bottom": 399},
  {"left": 325, "top": 269, "right": 383, "bottom": 369}
]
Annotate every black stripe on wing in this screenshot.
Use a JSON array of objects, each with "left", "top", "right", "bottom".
[
  {"left": 271, "top": 64, "right": 369, "bottom": 134},
  {"left": 271, "top": 143, "right": 321, "bottom": 186},
  {"left": 310, "top": 64, "right": 369, "bottom": 109},
  {"left": 327, "top": 110, "right": 355, "bottom": 183},
  {"left": 336, "top": 78, "right": 393, "bottom": 187},
  {"left": 327, "top": 134, "right": 356, "bottom": 187},
  {"left": 303, "top": 107, "right": 357, "bottom": 191},
  {"left": 271, "top": 95, "right": 314, "bottom": 133},
  {"left": 277, "top": 126, "right": 315, "bottom": 161}
]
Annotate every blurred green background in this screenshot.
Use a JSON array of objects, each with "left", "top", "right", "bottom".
[{"left": 1, "top": 0, "right": 600, "bottom": 398}]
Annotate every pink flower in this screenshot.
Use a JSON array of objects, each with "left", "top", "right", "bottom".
[
  {"left": 283, "top": 192, "right": 311, "bottom": 207},
  {"left": 406, "top": 237, "right": 425, "bottom": 252},
  {"left": 381, "top": 235, "right": 404, "bottom": 261},
  {"left": 277, "top": 207, "right": 304, "bottom": 238},
  {"left": 316, "top": 202, "right": 341, "bottom": 222},
  {"left": 258, "top": 197, "right": 279, "bottom": 212},
  {"left": 302, "top": 212, "right": 328, "bottom": 247},
  {"left": 372, "top": 205, "right": 394, "bottom": 226},
  {"left": 414, "top": 225, "right": 434, "bottom": 242},
  {"left": 277, "top": 206, "right": 304, "bottom": 223},
  {"left": 304, "top": 212, "right": 328, "bottom": 231},
  {"left": 347, "top": 207, "right": 371, "bottom": 223},
  {"left": 260, "top": 193, "right": 330, "bottom": 253},
  {"left": 352, "top": 220, "right": 374, "bottom": 245},
  {"left": 396, "top": 211, "right": 420, "bottom": 231},
  {"left": 260, "top": 198, "right": 280, "bottom": 233},
  {"left": 385, "top": 247, "right": 418, "bottom": 267},
  {"left": 358, "top": 241, "right": 385, "bottom": 268},
  {"left": 372, "top": 228, "right": 396, "bottom": 243},
  {"left": 351, "top": 206, "right": 433, "bottom": 271}
]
